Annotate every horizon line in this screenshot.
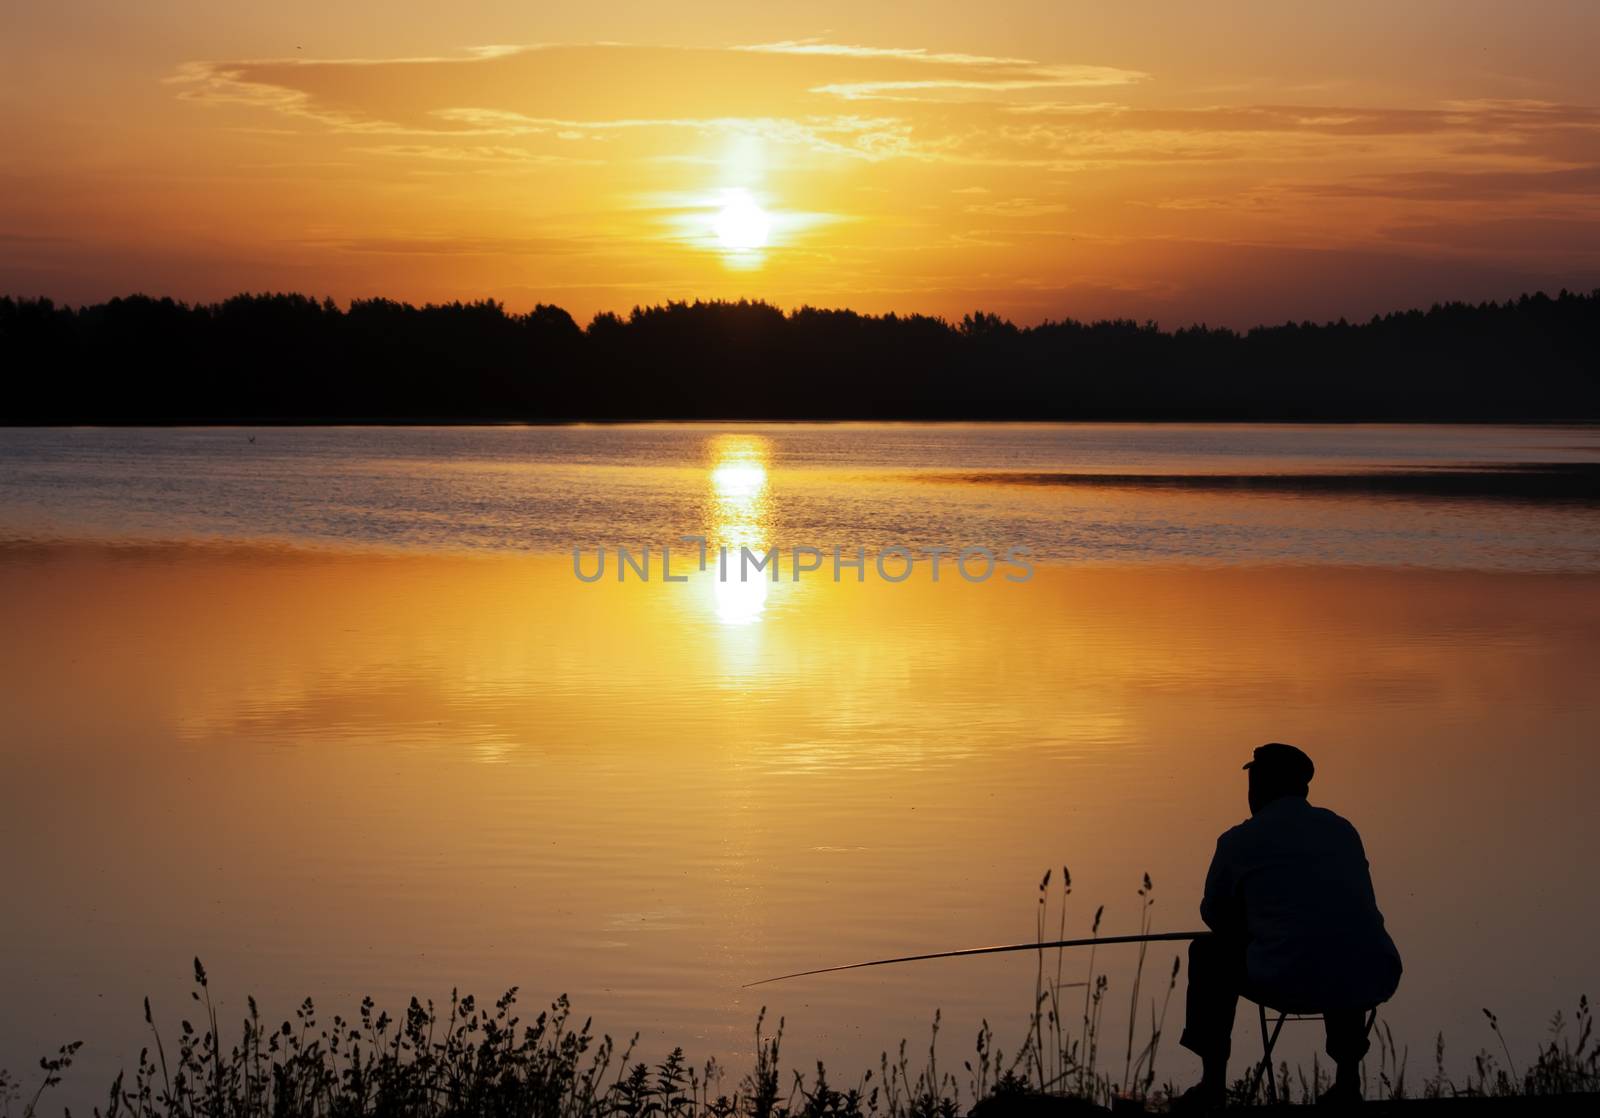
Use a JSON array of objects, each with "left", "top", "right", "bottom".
[{"left": 7, "top": 286, "right": 1599, "bottom": 337}]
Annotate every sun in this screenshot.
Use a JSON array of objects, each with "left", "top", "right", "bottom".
[{"left": 712, "top": 189, "right": 771, "bottom": 251}]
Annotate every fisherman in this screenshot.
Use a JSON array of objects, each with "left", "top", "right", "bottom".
[{"left": 1176, "top": 743, "right": 1402, "bottom": 1109}]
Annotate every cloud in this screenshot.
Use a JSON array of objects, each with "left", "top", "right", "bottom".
[
  {"left": 1379, "top": 216, "right": 1600, "bottom": 256},
  {"left": 962, "top": 197, "right": 1072, "bottom": 218},
  {"left": 734, "top": 40, "right": 1144, "bottom": 101},
  {"left": 167, "top": 42, "right": 1144, "bottom": 146},
  {"left": 166, "top": 42, "right": 1598, "bottom": 183},
  {"left": 147, "top": 36, "right": 1600, "bottom": 313},
  {"left": 424, "top": 106, "right": 916, "bottom": 161},
  {"left": 1292, "top": 164, "right": 1600, "bottom": 201},
  {"left": 311, "top": 233, "right": 597, "bottom": 257},
  {"left": 358, "top": 143, "right": 601, "bottom": 166},
  {"left": 730, "top": 40, "right": 1039, "bottom": 67},
  {"left": 811, "top": 68, "right": 1144, "bottom": 101}
]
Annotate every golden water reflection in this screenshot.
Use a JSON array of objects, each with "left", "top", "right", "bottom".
[
  {"left": 3, "top": 546, "right": 1599, "bottom": 1107},
  {"left": 707, "top": 433, "right": 772, "bottom": 626}
]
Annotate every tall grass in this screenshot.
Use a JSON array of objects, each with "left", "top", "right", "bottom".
[
  {"left": 5, "top": 877, "right": 1596, "bottom": 1118},
  {"left": 1013, "top": 869, "right": 1180, "bottom": 1104}
]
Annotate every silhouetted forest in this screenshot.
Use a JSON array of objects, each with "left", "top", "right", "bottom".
[{"left": 3, "top": 290, "right": 1598, "bottom": 422}]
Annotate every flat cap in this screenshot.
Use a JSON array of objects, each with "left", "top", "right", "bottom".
[{"left": 1243, "top": 741, "right": 1314, "bottom": 784}]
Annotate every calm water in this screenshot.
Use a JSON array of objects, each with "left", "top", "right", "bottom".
[
  {"left": 2, "top": 424, "right": 1599, "bottom": 566},
  {"left": 2, "top": 424, "right": 1598, "bottom": 1109}
]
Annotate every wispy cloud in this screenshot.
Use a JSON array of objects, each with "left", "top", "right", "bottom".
[
  {"left": 731, "top": 40, "right": 1039, "bottom": 66},
  {"left": 811, "top": 71, "right": 1143, "bottom": 101},
  {"left": 146, "top": 36, "right": 1600, "bottom": 314},
  {"left": 312, "top": 232, "right": 596, "bottom": 256},
  {"left": 358, "top": 144, "right": 601, "bottom": 166},
  {"left": 962, "top": 197, "right": 1072, "bottom": 218}
]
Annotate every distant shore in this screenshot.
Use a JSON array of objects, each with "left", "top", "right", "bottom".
[
  {"left": 4, "top": 290, "right": 1598, "bottom": 424},
  {"left": 4, "top": 417, "right": 1600, "bottom": 426}
]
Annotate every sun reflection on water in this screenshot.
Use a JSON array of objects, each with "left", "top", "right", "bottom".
[{"left": 707, "top": 434, "right": 772, "bottom": 626}]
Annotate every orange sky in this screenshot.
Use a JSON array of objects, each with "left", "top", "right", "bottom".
[{"left": 4, "top": 1, "right": 1600, "bottom": 326}]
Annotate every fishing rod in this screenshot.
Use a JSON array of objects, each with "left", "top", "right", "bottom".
[{"left": 745, "top": 930, "right": 1209, "bottom": 988}]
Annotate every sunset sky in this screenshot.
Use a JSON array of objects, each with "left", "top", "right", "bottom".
[{"left": 4, "top": 0, "right": 1600, "bottom": 326}]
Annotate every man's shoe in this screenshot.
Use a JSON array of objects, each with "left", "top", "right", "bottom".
[
  {"left": 1316, "top": 1078, "right": 1361, "bottom": 1106},
  {"left": 1169, "top": 1082, "right": 1224, "bottom": 1113}
]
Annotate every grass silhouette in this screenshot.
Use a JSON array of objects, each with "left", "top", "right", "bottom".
[{"left": 4, "top": 876, "right": 1596, "bottom": 1117}]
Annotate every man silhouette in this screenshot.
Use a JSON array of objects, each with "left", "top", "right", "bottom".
[{"left": 1176, "top": 743, "right": 1401, "bottom": 1108}]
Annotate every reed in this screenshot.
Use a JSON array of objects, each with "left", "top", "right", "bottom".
[{"left": 6, "top": 880, "right": 1596, "bottom": 1117}]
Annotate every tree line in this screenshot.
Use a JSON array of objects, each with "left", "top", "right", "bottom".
[{"left": 2, "top": 289, "right": 1597, "bottom": 422}]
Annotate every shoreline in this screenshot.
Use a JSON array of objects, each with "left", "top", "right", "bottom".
[{"left": 7, "top": 418, "right": 1600, "bottom": 428}]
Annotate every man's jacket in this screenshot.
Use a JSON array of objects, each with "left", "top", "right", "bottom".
[{"left": 1201, "top": 795, "right": 1403, "bottom": 1013}]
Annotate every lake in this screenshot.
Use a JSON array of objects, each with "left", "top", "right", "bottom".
[{"left": 1, "top": 423, "right": 1598, "bottom": 1109}]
